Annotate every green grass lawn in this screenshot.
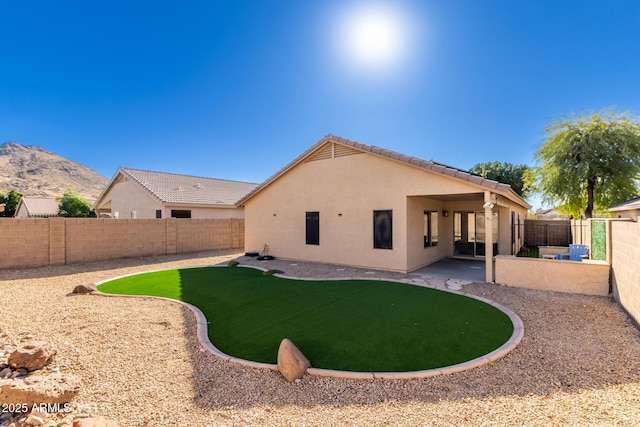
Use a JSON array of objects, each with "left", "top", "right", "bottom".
[{"left": 98, "top": 266, "right": 514, "bottom": 372}]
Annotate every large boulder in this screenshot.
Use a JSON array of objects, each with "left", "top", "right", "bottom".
[
  {"left": 8, "top": 341, "right": 57, "bottom": 371},
  {"left": 277, "top": 338, "right": 310, "bottom": 382},
  {"left": 0, "top": 371, "right": 82, "bottom": 405}
]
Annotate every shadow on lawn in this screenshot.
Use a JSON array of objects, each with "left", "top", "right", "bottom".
[
  {"left": 0, "top": 249, "right": 240, "bottom": 280},
  {"left": 178, "top": 271, "right": 640, "bottom": 411}
]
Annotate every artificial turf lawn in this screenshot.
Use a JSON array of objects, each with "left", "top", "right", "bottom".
[{"left": 98, "top": 266, "right": 514, "bottom": 372}]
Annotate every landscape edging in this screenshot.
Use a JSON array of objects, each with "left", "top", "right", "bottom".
[{"left": 93, "top": 264, "right": 524, "bottom": 380}]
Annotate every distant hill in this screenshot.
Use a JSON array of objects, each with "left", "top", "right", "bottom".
[{"left": 0, "top": 142, "right": 109, "bottom": 202}]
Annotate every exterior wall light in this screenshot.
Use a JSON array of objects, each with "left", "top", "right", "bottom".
[
  {"left": 483, "top": 202, "right": 494, "bottom": 209},
  {"left": 442, "top": 210, "right": 449, "bottom": 217}
]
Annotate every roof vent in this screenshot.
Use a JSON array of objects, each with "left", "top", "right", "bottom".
[
  {"left": 174, "top": 185, "right": 184, "bottom": 191},
  {"left": 194, "top": 183, "right": 204, "bottom": 189}
]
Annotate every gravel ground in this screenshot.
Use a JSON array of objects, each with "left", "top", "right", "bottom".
[{"left": 1, "top": 251, "right": 640, "bottom": 426}]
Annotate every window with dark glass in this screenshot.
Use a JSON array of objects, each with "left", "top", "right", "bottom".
[
  {"left": 373, "top": 210, "right": 393, "bottom": 249},
  {"left": 171, "top": 209, "right": 191, "bottom": 218},
  {"left": 424, "top": 211, "right": 439, "bottom": 247},
  {"left": 306, "top": 211, "right": 319, "bottom": 245},
  {"left": 156, "top": 210, "right": 162, "bottom": 219}
]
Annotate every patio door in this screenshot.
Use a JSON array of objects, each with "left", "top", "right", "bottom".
[{"left": 454, "top": 211, "right": 499, "bottom": 257}]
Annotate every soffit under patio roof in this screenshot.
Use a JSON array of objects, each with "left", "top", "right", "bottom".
[{"left": 412, "top": 193, "right": 484, "bottom": 202}]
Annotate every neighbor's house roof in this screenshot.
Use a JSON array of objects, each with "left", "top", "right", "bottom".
[
  {"left": 93, "top": 167, "right": 259, "bottom": 209},
  {"left": 608, "top": 196, "right": 640, "bottom": 212},
  {"left": 237, "top": 134, "right": 531, "bottom": 209},
  {"left": 14, "top": 197, "right": 59, "bottom": 217}
]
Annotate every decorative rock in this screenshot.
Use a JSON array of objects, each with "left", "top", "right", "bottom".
[
  {"left": 0, "top": 372, "right": 82, "bottom": 405},
  {"left": 8, "top": 341, "right": 57, "bottom": 371},
  {"left": 58, "top": 416, "right": 73, "bottom": 426},
  {"left": 26, "top": 413, "right": 45, "bottom": 426},
  {"left": 277, "top": 338, "right": 310, "bottom": 382},
  {"left": 0, "top": 367, "right": 11, "bottom": 378},
  {"left": 72, "top": 284, "right": 97, "bottom": 294},
  {"left": 73, "top": 417, "right": 120, "bottom": 427}
]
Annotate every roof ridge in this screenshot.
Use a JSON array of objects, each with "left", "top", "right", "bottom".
[
  {"left": 121, "top": 167, "right": 259, "bottom": 185},
  {"left": 237, "top": 134, "right": 528, "bottom": 208},
  {"left": 323, "top": 135, "right": 511, "bottom": 191}
]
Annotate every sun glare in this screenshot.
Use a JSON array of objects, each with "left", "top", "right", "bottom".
[{"left": 333, "top": 2, "right": 413, "bottom": 76}]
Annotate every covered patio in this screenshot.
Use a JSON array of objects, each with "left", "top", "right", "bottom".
[{"left": 410, "top": 258, "right": 487, "bottom": 283}]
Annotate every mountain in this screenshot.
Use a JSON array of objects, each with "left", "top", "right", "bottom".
[{"left": 0, "top": 142, "right": 109, "bottom": 202}]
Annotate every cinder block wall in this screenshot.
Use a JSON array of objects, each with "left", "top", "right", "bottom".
[
  {"left": 611, "top": 221, "right": 640, "bottom": 326},
  {"left": 0, "top": 218, "right": 244, "bottom": 269},
  {"left": 0, "top": 219, "right": 51, "bottom": 269},
  {"left": 176, "top": 219, "right": 244, "bottom": 253},
  {"left": 65, "top": 218, "right": 170, "bottom": 264}
]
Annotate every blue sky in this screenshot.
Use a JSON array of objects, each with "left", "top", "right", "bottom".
[{"left": 2, "top": 0, "right": 640, "bottom": 206}]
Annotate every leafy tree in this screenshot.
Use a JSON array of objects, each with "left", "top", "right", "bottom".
[
  {"left": 469, "top": 162, "right": 531, "bottom": 198},
  {"left": 528, "top": 110, "right": 640, "bottom": 218},
  {"left": 0, "top": 190, "right": 23, "bottom": 217},
  {"left": 58, "top": 190, "right": 96, "bottom": 218}
]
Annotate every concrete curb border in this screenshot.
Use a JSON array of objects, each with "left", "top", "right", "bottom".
[{"left": 93, "top": 264, "right": 524, "bottom": 380}]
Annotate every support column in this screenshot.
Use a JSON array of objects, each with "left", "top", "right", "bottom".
[{"left": 484, "top": 191, "right": 494, "bottom": 283}]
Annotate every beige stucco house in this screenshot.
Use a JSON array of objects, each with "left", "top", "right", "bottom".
[
  {"left": 608, "top": 196, "right": 640, "bottom": 220},
  {"left": 93, "top": 168, "right": 258, "bottom": 219},
  {"left": 238, "top": 135, "right": 531, "bottom": 279},
  {"left": 14, "top": 197, "right": 59, "bottom": 218}
]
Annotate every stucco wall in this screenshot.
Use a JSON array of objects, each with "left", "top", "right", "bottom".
[
  {"left": 611, "top": 220, "right": 640, "bottom": 325},
  {"left": 244, "top": 150, "right": 528, "bottom": 272},
  {"left": 245, "top": 153, "right": 411, "bottom": 271},
  {"left": 612, "top": 209, "right": 640, "bottom": 220},
  {"left": 109, "top": 180, "right": 162, "bottom": 219},
  {"left": 406, "top": 196, "right": 446, "bottom": 271},
  {"left": 495, "top": 255, "right": 610, "bottom": 296},
  {"left": 0, "top": 217, "right": 243, "bottom": 269}
]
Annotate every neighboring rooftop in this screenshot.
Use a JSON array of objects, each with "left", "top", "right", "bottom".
[
  {"left": 15, "top": 197, "right": 59, "bottom": 217},
  {"left": 116, "top": 168, "right": 259, "bottom": 206},
  {"left": 608, "top": 196, "right": 640, "bottom": 212}
]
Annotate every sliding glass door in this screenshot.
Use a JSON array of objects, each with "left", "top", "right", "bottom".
[{"left": 454, "top": 211, "right": 499, "bottom": 257}]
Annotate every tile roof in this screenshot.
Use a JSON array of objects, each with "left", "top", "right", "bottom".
[
  {"left": 18, "top": 197, "right": 59, "bottom": 216},
  {"left": 119, "top": 168, "right": 259, "bottom": 206},
  {"left": 238, "top": 134, "right": 529, "bottom": 208}
]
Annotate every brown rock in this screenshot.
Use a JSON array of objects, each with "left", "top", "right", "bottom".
[
  {"left": 72, "top": 284, "right": 97, "bottom": 294},
  {"left": 277, "top": 338, "right": 310, "bottom": 382},
  {"left": 8, "top": 341, "right": 56, "bottom": 371},
  {"left": 0, "top": 372, "right": 81, "bottom": 405},
  {"left": 73, "top": 417, "right": 119, "bottom": 427}
]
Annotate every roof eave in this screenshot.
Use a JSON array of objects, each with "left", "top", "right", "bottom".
[{"left": 238, "top": 134, "right": 532, "bottom": 211}]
